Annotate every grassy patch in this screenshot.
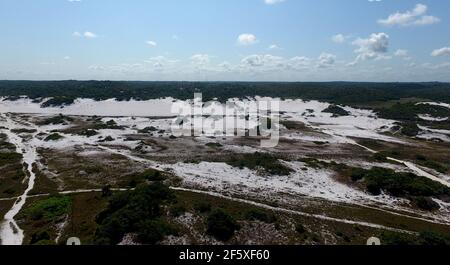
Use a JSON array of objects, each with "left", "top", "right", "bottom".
[{"left": 25, "top": 196, "right": 71, "bottom": 222}]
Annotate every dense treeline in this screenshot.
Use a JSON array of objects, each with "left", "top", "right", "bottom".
[{"left": 1, "top": 80, "right": 450, "bottom": 105}]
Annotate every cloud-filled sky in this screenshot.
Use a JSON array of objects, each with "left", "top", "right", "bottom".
[{"left": 1, "top": 0, "right": 450, "bottom": 81}]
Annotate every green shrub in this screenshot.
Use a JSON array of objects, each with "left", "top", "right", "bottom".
[
  {"left": 138, "top": 126, "right": 158, "bottom": 133},
  {"left": 93, "top": 119, "right": 124, "bottom": 130},
  {"left": 94, "top": 183, "right": 174, "bottom": 245},
  {"left": 355, "top": 167, "right": 450, "bottom": 198},
  {"left": 44, "top": 133, "right": 64, "bottom": 141},
  {"left": 11, "top": 128, "right": 37, "bottom": 134},
  {"left": 350, "top": 168, "right": 366, "bottom": 182},
  {"left": 295, "top": 223, "right": 306, "bottom": 234},
  {"left": 39, "top": 114, "right": 73, "bottom": 125},
  {"left": 401, "top": 122, "right": 420, "bottom": 137},
  {"left": 137, "top": 219, "right": 177, "bottom": 244},
  {"left": 373, "top": 152, "right": 387, "bottom": 162},
  {"left": 99, "top": 136, "right": 115, "bottom": 142},
  {"left": 322, "top": 105, "right": 350, "bottom": 117},
  {"left": 78, "top": 129, "right": 98, "bottom": 137},
  {"left": 0, "top": 152, "right": 22, "bottom": 164},
  {"left": 206, "top": 209, "right": 240, "bottom": 241},
  {"left": 227, "top": 152, "right": 293, "bottom": 176},
  {"left": 139, "top": 169, "right": 165, "bottom": 181}
]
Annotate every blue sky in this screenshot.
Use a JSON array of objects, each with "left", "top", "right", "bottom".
[{"left": 1, "top": 0, "right": 449, "bottom": 81}]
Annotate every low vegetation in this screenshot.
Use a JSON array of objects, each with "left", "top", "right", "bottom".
[
  {"left": 226, "top": 152, "right": 293, "bottom": 176},
  {"left": 346, "top": 166, "right": 449, "bottom": 211},
  {"left": 38, "top": 114, "right": 74, "bottom": 125},
  {"left": 382, "top": 231, "right": 450, "bottom": 245},
  {"left": 44, "top": 133, "right": 64, "bottom": 142},
  {"left": 322, "top": 105, "right": 350, "bottom": 117},
  {"left": 25, "top": 196, "right": 72, "bottom": 222},
  {"left": 94, "top": 183, "right": 176, "bottom": 245},
  {"left": 206, "top": 208, "right": 240, "bottom": 241}
]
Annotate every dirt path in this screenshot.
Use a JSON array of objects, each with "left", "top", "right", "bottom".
[
  {"left": 0, "top": 114, "right": 39, "bottom": 245},
  {"left": 170, "top": 187, "right": 416, "bottom": 235}
]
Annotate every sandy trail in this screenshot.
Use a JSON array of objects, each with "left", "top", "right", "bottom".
[
  {"left": 170, "top": 187, "right": 416, "bottom": 235},
  {"left": 0, "top": 114, "right": 39, "bottom": 245}
]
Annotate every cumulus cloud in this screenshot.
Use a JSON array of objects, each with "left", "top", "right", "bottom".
[
  {"left": 237, "top": 34, "right": 258, "bottom": 46},
  {"left": 350, "top": 33, "right": 390, "bottom": 65},
  {"left": 146, "top": 40, "right": 157, "bottom": 47},
  {"left": 318, "top": 53, "right": 336, "bottom": 68},
  {"left": 240, "top": 54, "right": 316, "bottom": 72},
  {"left": 190, "top": 54, "right": 210, "bottom": 65},
  {"left": 431, "top": 46, "right": 450, "bottom": 57},
  {"left": 241, "top": 55, "right": 272, "bottom": 67},
  {"left": 378, "top": 4, "right": 440, "bottom": 27},
  {"left": 268, "top": 44, "right": 281, "bottom": 50},
  {"left": 332, "top": 34, "right": 346, "bottom": 44},
  {"left": 394, "top": 49, "right": 408, "bottom": 57},
  {"left": 83, "top": 31, "right": 97, "bottom": 38},
  {"left": 144, "top": 56, "right": 178, "bottom": 71}
]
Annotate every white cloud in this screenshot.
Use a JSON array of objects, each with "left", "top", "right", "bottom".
[
  {"left": 287, "top": 56, "right": 311, "bottom": 70},
  {"left": 68, "top": 0, "right": 82, "bottom": 2},
  {"left": 350, "top": 33, "right": 390, "bottom": 65},
  {"left": 414, "top": 15, "right": 440, "bottom": 25},
  {"left": 422, "top": 62, "right": 450, "bottom": 69},
  {"left": 83, "top": 31, "right": 97, "bottom": 39},
  {"left": 74, "top": 31, "right": 98, "bottom": 39},
  {"left": 264, "top": 0, "right": 285, "bottom": 5},
  {"left": 146, "top": 40, "right": 157, "bottom": 47},
  {"left": 378, "top": 4, "right": 440, "bottom": 27},
  {"left": 318, "top": 53, "right": 336, "bottom": 68},
  {"left": 431, "top": 46, "right": 450, "bottom": 57},
  {"left": 84, "top": 31, "right": 97, "bottom": 38},
  {"left": 237, "top": 34, "right": 258, "bottom": 46},
  {"left": 394, "top": 49, "right": 408, "bottom": 57},
  {"left": 268, "top": 44, "right": 280, "bottom": 50},
  {"left": 190, "top": 54, "right": 210, "bottom": 65},
  {"left": 63, "top": 56, "right": 71, "bottom": 60},
  {"left": 332, "top": 34, "right": 346, "bottom": 44},
  {"left": 144, "top": 56, "right": 178, "bottom": 71},
  {"left": 240, "top": 54, "right": 314, "bottom": 71}
]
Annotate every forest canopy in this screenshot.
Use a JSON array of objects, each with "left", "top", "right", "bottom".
[{"left": 1, "top": 81, "right": 449, "bottom": 106}]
